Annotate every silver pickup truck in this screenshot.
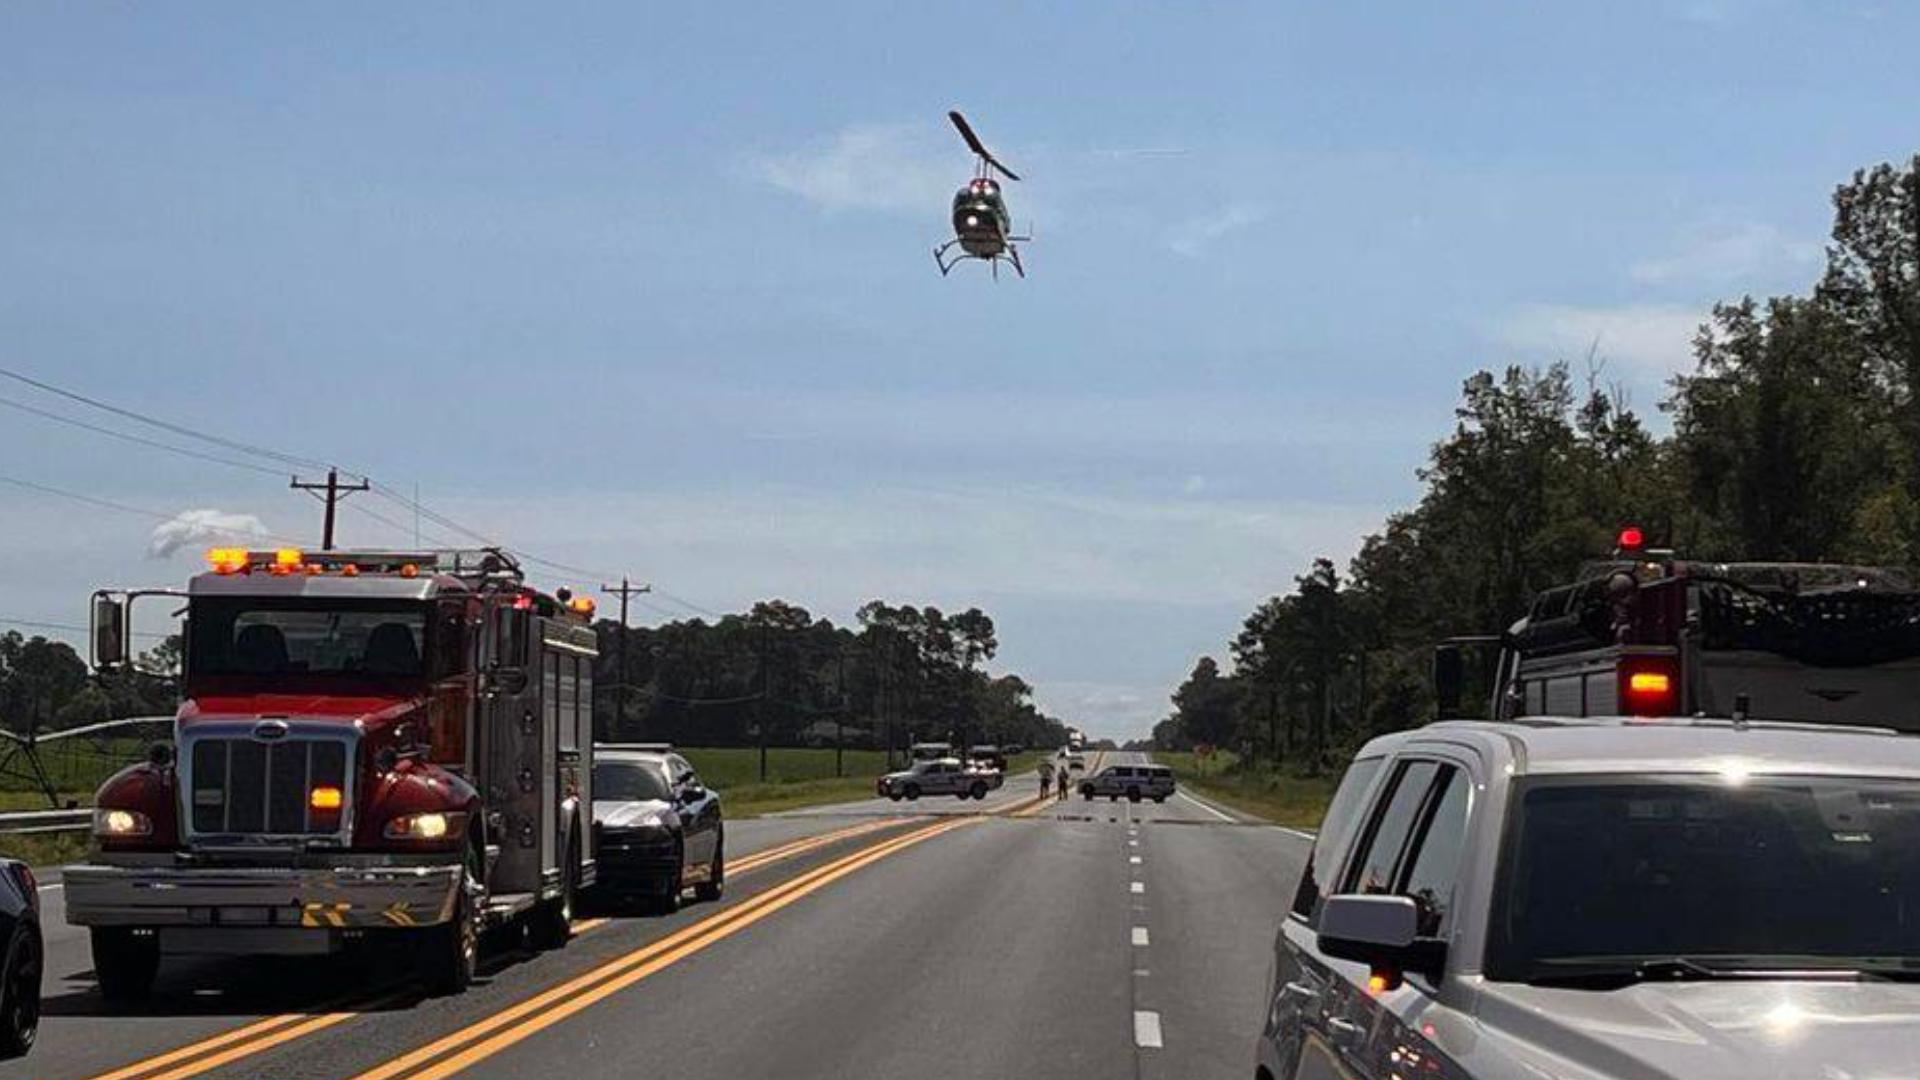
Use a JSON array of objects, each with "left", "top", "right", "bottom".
[
  {"left": 876, "top": 758, "right": 1003, "bottom": 801},
  {"left": 1260, "top": 716, "right": 1920, "bottom": 1080}
]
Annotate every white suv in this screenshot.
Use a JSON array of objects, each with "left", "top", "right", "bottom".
[{"left": 1079, "top": 764, "right": 1174, "bottom": 803}]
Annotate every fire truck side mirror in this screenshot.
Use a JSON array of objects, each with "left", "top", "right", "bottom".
[
  {"left": 1432, "top": 644, "right": 1465, "bottom": 719},
  {"left": 91, "top": 592, "right": 129, "bottom": 670}
]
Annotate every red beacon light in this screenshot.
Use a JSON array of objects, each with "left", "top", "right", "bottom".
[{"left": 1616, "top": 525, "right": 1645, "bottom": 554}]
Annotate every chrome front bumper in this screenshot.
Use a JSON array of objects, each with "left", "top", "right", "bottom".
[{"left": 64, "top": 859, "right": 462, "bottom": 933}]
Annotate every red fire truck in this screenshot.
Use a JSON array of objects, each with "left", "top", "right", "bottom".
[
  {"left": 1437, "top": 527, "right": 1920, "bottom": 730},
  {"left": 67, "top": 546, "right": 598, "bottom": 998}
]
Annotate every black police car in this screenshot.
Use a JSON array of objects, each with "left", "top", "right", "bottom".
[
  {"left": 0, "top": 858, "right": 41, "bottom": 1059},
  {"left": 591, "top": 746, "right": 724, "bottom": 913}
]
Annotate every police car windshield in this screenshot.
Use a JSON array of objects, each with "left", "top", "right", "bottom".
[
  {"left": 593, "top": 761, "right": 673, "bottom": 802},
  {"left": 189, "top": 599, "right": 428, "bottom": 679},
  {"left": 1487, "top": 775, "right": 1920, "bottom": 980}
]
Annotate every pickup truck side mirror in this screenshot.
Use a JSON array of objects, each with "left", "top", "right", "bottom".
[
  {"left": 1316, "top": 894, "right": 1445, "bottom": 989},
  {"left": 679, "top": 783, "right": 706, "bottom": 803}
]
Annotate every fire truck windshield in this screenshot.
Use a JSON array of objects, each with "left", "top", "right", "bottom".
[{"left": 188, "top": 598, "right": 429, "bottom": 679}]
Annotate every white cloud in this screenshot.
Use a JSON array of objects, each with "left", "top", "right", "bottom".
[
  {"left": 1493, "top": 303, "right": 1706, "bottom": 382},
  {"left": 1167, "top": 203, "right": 1268, "bottom": 257},
  {"left": 748, "top": 124, "right": 954, "bottom": 216},
  {"left": 147, "top": 508, "right": 270, "bottom": 559},
  {"left": 1630, "top": 220, "right": 1821, "bottom": 286}
]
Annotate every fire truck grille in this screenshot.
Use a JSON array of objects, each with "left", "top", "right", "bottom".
[{"left": 189, "top": 738, "right": 350, "bottom": 836}]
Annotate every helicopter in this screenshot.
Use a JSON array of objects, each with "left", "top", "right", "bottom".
[{"left": 933, "top": 111, "right": 1031, "bottom": 279}]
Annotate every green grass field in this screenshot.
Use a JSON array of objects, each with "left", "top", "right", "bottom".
[{"left": 1155, "top": 750, "right": 1340, "bottom": 829}]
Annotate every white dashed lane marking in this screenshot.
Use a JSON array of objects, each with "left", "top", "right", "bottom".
[
  {"left": 1132, "top": 926, "right": 1150, "bottom": 947},
  {"left": 1130, "top": 881, "right": 1144, "bottom": 894},
  {"left": 1134, "top": 1010, "right": 1163, "bottom": 1049},
  {"left": 1129, "top": 855, "right": 1141, "bottom": 864}
]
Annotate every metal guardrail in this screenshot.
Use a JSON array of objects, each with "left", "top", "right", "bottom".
[{"left": 0, "top": 808, "right": 91, "bottom": 834}]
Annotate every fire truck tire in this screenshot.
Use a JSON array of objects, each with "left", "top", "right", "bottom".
[
  {"left": 903, "top": 784, "right": 921, "bottom": 801},
  {"left": 694, "top": 834, "right": 724, "bottom": 903},
  {"left": 90, "top": 928, "right": 158, "bottom": 1002},
  {"left": 531, "top": 832, "right": 579, "bottom": 951},
  {"left": 421, "top": 863, "right": 478, "bottom": 996}
]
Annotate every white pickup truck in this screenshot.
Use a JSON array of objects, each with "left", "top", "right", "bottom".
[
  {"left": 875, "top": 758, "right": 1003, "bottom": 801},
  {"left": 1260, "top": 715, "right": 1920, "bottom": 1080}
]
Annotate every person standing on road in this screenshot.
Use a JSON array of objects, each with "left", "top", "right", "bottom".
[
  {"left": 1038, "top": 759, "right": 1055, "bottom": 797},
  {"left": 1058, "top": 769, "right": 1071, "bottom": 801}
]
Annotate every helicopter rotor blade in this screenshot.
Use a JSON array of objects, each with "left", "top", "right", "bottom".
[{"left": 949, "top": 110, "right": 1021, "bottom": 182}]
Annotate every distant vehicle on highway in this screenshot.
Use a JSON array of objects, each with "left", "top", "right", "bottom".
[
  {"left": 1261, "top": 715, "right": 1920, "bottom": 1080},
  {"left": 1067, "top": 751, "right": 1087, "bottom": 771},
  {"left": 592, "top": 746, "right": 724, "bottom": 913},
  {"left": 1078, "top": 764, "right": 1173, "bottom": 803},
  {"left": 0, "top": 859, "right": 40, "bottom": 1059},
  {"left": 965, "top": 744, "right": 1007, "bottom": 771},
  {"left": 876, "top": 758, "right": 1002, "bottom": 801},
  {"left": 909, "top": 741, "right": 955, "bottom": 762}
]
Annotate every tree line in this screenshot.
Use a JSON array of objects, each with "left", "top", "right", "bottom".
[
  {"left": 594, "top": 599, "right": 1071, "bottom": 754},
  {"left": 2, "top": 595, "right": 1069, "bottom": 757},
  {"left": 1156, "top": 152, "right": 1920, "bottom": 771}
]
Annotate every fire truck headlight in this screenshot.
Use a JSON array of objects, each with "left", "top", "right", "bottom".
[
  {"left": 94, "top": 808, "right": 153, "bottom": 837},
  {"left": 384, "top": 811, "right": 466, "bottom": 842}
]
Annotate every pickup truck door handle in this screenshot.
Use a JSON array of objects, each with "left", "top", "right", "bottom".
[{"left": 1281, "top": 981, "right": 1319, "bottom": 1000}]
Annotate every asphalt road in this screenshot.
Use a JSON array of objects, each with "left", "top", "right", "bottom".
[{"left": 7, "top": 751, "right": 1313, "bottom": 1080}]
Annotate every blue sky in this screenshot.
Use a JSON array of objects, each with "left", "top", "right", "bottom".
[{"left": 2, "top": 1, "right": 1915, "bottom": 737}]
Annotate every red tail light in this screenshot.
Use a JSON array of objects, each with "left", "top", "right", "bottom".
[{"left": 1619, "top": 655, "right": 1680, "bottom": 717}]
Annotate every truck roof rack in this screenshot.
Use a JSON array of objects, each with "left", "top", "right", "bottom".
[{"left": 595, "top": 742, "right": 675, "bottom": 752}]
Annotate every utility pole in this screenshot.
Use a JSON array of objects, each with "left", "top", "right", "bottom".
[
  {"left": 600, "top": 578, "right": 651, "bottom": 740},
  {"left": 835, "top": 641, "right": 847, "bottom": 777},
  {"left": 757, "top": 622, "right": 771, "bottom": 782},
  {"left": 289, "top": 468, "right": 370, "bottom": 551}
]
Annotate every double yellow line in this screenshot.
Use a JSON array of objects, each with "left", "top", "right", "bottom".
[
  {"left": 350, "top": 815, "right": 978, "bottom": 1080},
  {"left": 80, "top": 815, "right": 910, "bottom": 1080}
]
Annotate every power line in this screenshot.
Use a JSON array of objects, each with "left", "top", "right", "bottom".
[
  {"left": 0, "top": 395, "right": 286, "bottom": 477},
  {"left": 0, "top": 365, "right": 335, "bottom": 473},
  {"left": 0, "top": 616, "right": 171, "bottom": 641},
  {"left": 0, "top": 472, "right": 305, "bottom": 544},
  {"left": 0, "top": 366, "right": 720, "bottom": 610}
]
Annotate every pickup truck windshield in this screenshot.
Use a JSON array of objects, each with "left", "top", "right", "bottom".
[
  {"left": 1488, "top": 775, "right": 1920, "bottom": 980},
  {"left": 190, "top": 599, "right": 428, "bottom": 678}
]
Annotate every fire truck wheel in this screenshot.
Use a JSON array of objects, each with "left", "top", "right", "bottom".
[
  {"left": 531, "top": 833, "right": 579, "bottom": 951},
  {"left": 694, "top": 834, "right": 724, "bottom": 903},
  {"left": 90, "top": 928, "right": 158, "bottom": 1002},
  {"left": 422, "top": 867, "right": 478, "bottom": 996}
]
